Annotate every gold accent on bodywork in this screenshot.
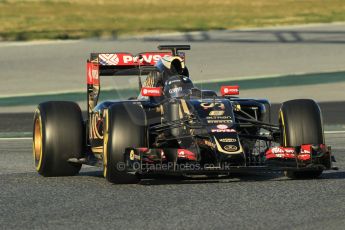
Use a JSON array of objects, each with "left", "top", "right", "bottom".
[
  {"left": 92, "top": 114, "right": 103, "bottom": 139},
  {"left": 92, "top": 146, "right": 103, "bottom": 154},
  {"left": 180, "top": 99, "right": 190, "bottom": 115},
  {"left": 178, "top": 104, "right": 183, "bottom": 119},
  {"left": 129, "top": 150, "right": 135, "bottom": 160}
]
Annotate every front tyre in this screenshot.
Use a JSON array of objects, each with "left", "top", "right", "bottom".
[
  {"left": 33, "top": 101, "right": 83, "bottom": 176},
  {"left": 279, "top": 99, "right": 324, "bottom": 179},
  {"left": 103, "top": 103, "right": 147, "bottom": 184}
]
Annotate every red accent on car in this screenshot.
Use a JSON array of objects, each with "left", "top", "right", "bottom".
[
  {"left": 138, "top": 148, "right": 149, "bottom": 152},
  {"left": 177, "top": 149, "right": 197, "bottom": 161},
  {"left": 220, "top": 86, "right": 239, "bottom": 96},
  {"left": 300, "top": 144, "right": 311, "bottom": 154},
  {"left": 98, "top": 52, "right": 173, "bottom": 66},
  {"left": 141, "top": 87, "right": 162, "bottom": 97},
  {"left": 298, "top": 154, "right": 311, "bottom": 161},
  {"left": 265, "top": 146, "right": 312, "bottom": 161},
  {"left": 87, "top": 61, "right": 99, "bottom": 85},
  {"left": 265, "top": 147, "right": 296, "bottom": 160}
]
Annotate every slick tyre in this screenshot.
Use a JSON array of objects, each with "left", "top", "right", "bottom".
[
  {"left": 103, "top": 103, "right": 147, "bottom": 184},
  {"left": 33, "top": 101, "right": 83, "bottom": 176},
  {"left": 279, "top": 99, "right": 324, "bottom": 179}
]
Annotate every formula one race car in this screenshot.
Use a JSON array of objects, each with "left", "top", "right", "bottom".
[{"left": 33, "top": 45, "right": 334, "bottom": 183}]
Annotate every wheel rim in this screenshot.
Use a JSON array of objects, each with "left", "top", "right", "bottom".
[
  {"left": 103, "top": 109, "right": 109, "bottom": 178},
  {"left": 33, "top": 113, "right": 43, "bottom": 170}
]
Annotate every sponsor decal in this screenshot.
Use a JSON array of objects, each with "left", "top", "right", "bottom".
[
  {"left": 169, "top": 87, "right": 182, "bottom": 94},
  {"left": 200, "top": 102, "right": 225, "bottom": 110},
  {"left": 209, "top": 110, "right": 224, "bottom": 116},
  {"left": 211, "top": 129, "right": 236, "bottom": 133},
  {"left": 271, "top": 147, "right": 284, "bottom": 154},
  {"left": 221, "top": 86, "right": 239, "bottom": 96},
  {"left": 204, "top": 140, "right": 216, "bottom": 148},
  {"left": 219, "top": 138, "right": 237, "bottom": 143},
  {"left": 223, "top": 145, "right": 238, "bottom": 152},
  {"left": 300, "top": 144, "right": 311, "bottom": 154},
  {"left": 98, "top": 52, "right": 171, "bottom": 66},
  {"left": 207, "top": 120, "right": 231, "bottom": 124},
  {"left": 271, "top": 147, "right": 295, "bottom": 154},
  {"left": 217, "top": 124, "right": 228, "bottom": 130},
  {"left": 99, "top": 54, "right": 119, "bottom": 65},
  {"left": 265, "top": 147, "right": 296, "bottom": 160},
  {"left": 87, "top": 62, "right": 99, "bottom": 85},
  {"left": 141, "top": 87, "right": 162, "bottom": 97},
  {"left": 206, "top": 115, "right": 231, "bottom": 120},
  {"left": 177, "top": 149, "right": 197, "bottom": 161}
]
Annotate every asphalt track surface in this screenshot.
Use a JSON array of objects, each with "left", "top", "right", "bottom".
[{"left": 1, "top": 133, "right": 345, "bottom": 229}]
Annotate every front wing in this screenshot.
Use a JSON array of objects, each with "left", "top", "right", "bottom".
[{"left": 122, "top": 144, "right": 333, "bottom": 176}]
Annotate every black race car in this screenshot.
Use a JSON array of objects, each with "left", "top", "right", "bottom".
[{"left": 33, "top": 45, "right": 334, "bottom": 183}]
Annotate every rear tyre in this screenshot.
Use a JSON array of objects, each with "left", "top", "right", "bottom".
[
  {"left": 33, "top": 101, "right": 83, "bottom": 176},
  {"left": 279, "top": 99, "right": 324, "bottom": 179},
  {"left": 103, "top": 103, "right": 147, "bottom": 184}
]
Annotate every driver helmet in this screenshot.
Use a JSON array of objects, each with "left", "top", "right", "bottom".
[
  {"left": 164, "top": 75, "right": 194, "bottom": 98},
  {"left": 156, "top": 56, "right": 185, "bottom": 81}
]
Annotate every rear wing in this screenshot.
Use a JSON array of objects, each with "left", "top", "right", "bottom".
[
  {"left": 86, "top": 45, "right": 190, "bottom": 115},
  {"left": 87, "top": 52, "right": 172, "bottom": 84},
  {"left": 87, "top": 52, "right": 174, "bottom": 114}
]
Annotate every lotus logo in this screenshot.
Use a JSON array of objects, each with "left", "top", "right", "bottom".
[
  {"left": 223, "top": 145, "right": 238, "bottom": 151},
  {"left": 219, "top": 138, "right": 236, "bottom": 143}
]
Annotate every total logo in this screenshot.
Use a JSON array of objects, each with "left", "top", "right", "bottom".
[{"left": 211, "top": 128, "right": 236, "bottom": 133}]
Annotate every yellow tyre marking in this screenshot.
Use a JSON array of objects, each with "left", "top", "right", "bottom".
[
  {"left": 103, "top": 109, "right": 109, "bottom": 178},
  {"left": 33, "top": 109, "right": 43, "bottom": 171},
  {"left": 279, "top": 110, "right": 287, "bottom": 146}
]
